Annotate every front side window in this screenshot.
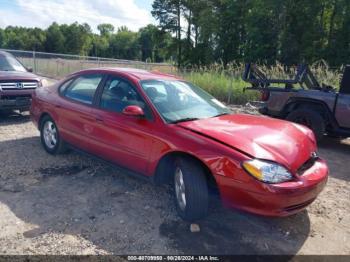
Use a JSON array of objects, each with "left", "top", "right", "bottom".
[
  {"left": 100, "top": 76, "right": 151, "bottom": 117},
  {"left": 64, "top": 74, "right": 103, "bottom": 105},
  {"left": 140, "top": 80, "right": 230, "bottom": 123}
]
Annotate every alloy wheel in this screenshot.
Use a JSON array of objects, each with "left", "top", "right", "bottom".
[
  {"left": 175, "top": 167, "right": 187, "bottom": 211},
  {"left": 43, "top": 121, "right": 57, "bottom": 149}
]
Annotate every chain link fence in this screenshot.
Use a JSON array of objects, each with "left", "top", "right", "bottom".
[
  {"left": 1, "top": 49, "right": 343, "bottom": 104},
  {"left": 1, "top": 49, "right": 176, "bottom": 79}
]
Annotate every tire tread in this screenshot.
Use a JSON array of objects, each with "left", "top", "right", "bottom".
[{"left": 175, "top": 157, "right": 209, "bottom": 221}]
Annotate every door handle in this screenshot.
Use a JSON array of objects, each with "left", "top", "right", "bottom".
[{"left": 55, "top": 104, "right": 62, "bottom": 109}]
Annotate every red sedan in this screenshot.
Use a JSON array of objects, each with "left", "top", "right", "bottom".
[{"left": 30, "top": 68, "right": 328, "bottom": 221}]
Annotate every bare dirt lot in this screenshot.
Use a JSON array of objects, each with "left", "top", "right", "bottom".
[{"left": 0, "top": 109, "right": 349, "bottom": 255}]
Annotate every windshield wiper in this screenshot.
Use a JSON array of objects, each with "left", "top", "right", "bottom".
[
  {"left": 212, "top": 112, "right": 230, "bottom": 118},
  {"left": 170, "top": 117, "right": 199, "bottom": 124}
]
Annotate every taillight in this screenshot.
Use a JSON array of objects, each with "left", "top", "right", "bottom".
[{"left": 261, "top": 90, "right": 270, "bottom": 101}]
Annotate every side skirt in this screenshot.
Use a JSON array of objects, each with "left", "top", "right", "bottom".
[{"left": 66, "top": 143, "right": 155, "bottom": 184}]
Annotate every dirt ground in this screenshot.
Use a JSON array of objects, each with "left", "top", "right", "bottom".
[{"left": 0, "top": 108, "right": 349, "bottom": 255}]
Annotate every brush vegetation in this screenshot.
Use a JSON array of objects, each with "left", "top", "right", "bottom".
[{"left": 180, "top": 61, "right": 343, "bottom": 104}]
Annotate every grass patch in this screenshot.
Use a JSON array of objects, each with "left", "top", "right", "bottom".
[
  {"left": 179, "top": 61, "right": 343, "bottom": 104},
  {"left": 182, "top": 71, "right": 259, "bottom": 104}
]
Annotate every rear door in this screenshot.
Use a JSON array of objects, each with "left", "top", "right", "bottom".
[
  {"left": 56, "top": 73, "right": 105, "bottom": 152},
  {"left": 89, "top": 75, "right": 155, "bottom": 175}
]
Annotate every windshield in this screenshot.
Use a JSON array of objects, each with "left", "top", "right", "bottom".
[
  {"left": 0, "top": 55, "right": 27, "bottom": 72},
  {"left": 140, "top": 79, "right": 230, "bottom": 123}
]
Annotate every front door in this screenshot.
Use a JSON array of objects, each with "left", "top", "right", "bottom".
[{"left": 90, "top": 76, "right": 155, "bottom": 175}]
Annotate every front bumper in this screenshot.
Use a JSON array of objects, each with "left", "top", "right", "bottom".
[
  {"left": 215, "top": 159, "right": 328, "bottom": 217},
  {"left": 0, "top": 90, "right": 33, "bottom": 111},
  {"left": 0, "top": 97, "right": 32, "bottom": 110}
]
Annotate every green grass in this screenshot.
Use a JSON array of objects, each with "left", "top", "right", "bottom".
[
  {"left": 178, "top": 61, "right": 342, "bottom": 104},
  {"left": 182, "top": 71, "right": 259, "bottom": 104}
]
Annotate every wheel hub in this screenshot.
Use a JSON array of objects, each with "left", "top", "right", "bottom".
[
  {"left": 43, "top": 121, "right": 57, "bottom": 149},
  {"left": 175, "top": 167, "right": 186, "bottom": 211}
]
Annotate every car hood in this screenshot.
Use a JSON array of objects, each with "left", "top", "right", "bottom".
[
  {"left": 0, "top": 71, "right": 41, "bottom": 81},
  {"left": 177, "top": 114, "right": 317, "bottom": 172}
]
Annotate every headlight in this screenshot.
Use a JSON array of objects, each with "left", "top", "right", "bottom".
[
  {"left": 242, "top": 159, "right": 293, "bottom": 183},
  {"left": 38, "top": 79, "right": 49, "bottom": 87}
]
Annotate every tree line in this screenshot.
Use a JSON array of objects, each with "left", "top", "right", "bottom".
[
  {"left": 0, "top": 0, "right": 349, "bottom": 67},
  {"left": 152, "top": 0, "right": 350, "bottom": 67},
  {"left": 0, "top": 22, "right": 176, "bottom": 62}
]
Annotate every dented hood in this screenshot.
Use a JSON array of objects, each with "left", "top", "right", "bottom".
[{"left": 177, "top": 114, "right": 317, "bottom": 172}]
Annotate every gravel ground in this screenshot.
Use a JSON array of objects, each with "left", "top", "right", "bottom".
[{"left": 0, "top": 108, "right": 349, "bottom": 255}]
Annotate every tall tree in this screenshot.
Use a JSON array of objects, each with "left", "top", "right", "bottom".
[
  {"left": 138, "top": 24, "right": 175, "bottom": 62},
  {"left": 138, "top": 24, "right": 158, "bottom": 61},
  {"left": 152, "top": 0, "right": 183, "bottom": 67},
  {"left": 45, "top": 23, "right": 65, "bottom": 53},
  {"left": 59, "top": 22, "right": 92, "bottom": 55},
  {"left": 243, "top": 0, "right": 280, "bottom": 63},
  {"left": 97, "top": 23, "right": 115, "bottom": 37},
  {"left": 109, "top": 29, "right": 140, "bottom": 59}
]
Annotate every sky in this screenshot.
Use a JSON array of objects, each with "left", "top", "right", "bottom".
[{"left": 0, "top": 0, "right": 155, "bottom": 32}]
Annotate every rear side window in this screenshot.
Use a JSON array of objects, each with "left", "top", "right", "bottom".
[{"left": 64, "top": 74, "right": 103, "bottom": 105}]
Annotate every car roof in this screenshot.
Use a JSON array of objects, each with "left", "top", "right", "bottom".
[{"left": 72, "top": 67, "right": 181, "bottom": 81}]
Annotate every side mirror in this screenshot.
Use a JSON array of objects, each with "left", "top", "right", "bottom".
[
  {"left": 122, "top": 105, "right": 145, "bottom": 117},
  {"left": 27, "top": 67, "right": 33, "bottom": 72}
]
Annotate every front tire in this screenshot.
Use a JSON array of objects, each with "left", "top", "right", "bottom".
[
  {"left": 40, "top": 115, "right": 66, "bottom": 154},
  {"left": 173, "top": 158, "right": 208, "bottom": 221},
  {"left": 286, "top": 109, "right": 325, "bottom": 141}
]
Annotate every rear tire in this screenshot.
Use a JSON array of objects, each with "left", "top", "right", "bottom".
[
  {"left": 173, "top": 157, "right": 209, "bottom": 221},
  {"left": 286, "top": 109, "right": 325, "bottom": 141},
  {"left": 40, "top": 115, "right": 67, "bottom": 154}
]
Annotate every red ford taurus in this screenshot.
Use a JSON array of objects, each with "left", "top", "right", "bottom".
[{"left": 30, "top": 68, "right": 328, "bottom": 221}]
